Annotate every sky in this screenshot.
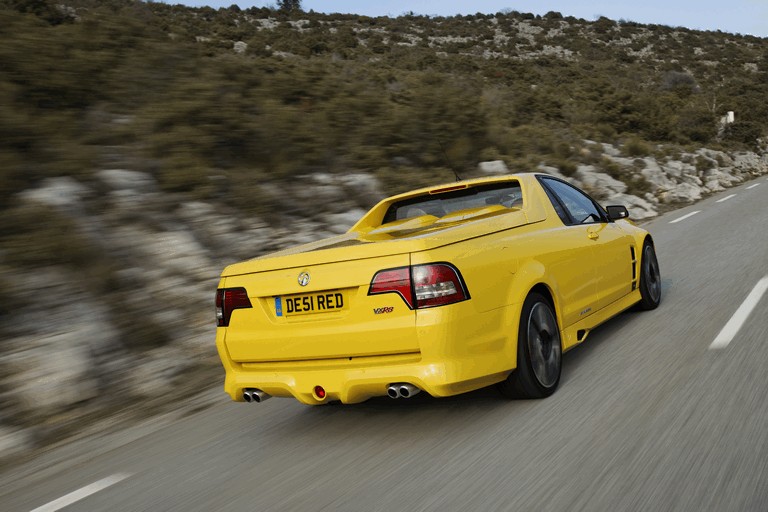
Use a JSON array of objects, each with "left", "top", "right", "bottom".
[{"left": 179, "top": 0, "right": 768, "bottom": 38}]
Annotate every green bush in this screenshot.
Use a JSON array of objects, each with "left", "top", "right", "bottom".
[{"left": 624, "top": 137, "right": 653, "bottom": 157}]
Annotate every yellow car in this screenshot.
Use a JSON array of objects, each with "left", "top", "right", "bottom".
[{"left": 215, "top": 173, "right": 661, "bottom": 405}]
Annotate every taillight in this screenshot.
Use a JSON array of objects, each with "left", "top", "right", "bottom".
[
  {"left": 369, "top": 267, "right": 414, "bottom": 308},
  {"left": 215, "top": 288, "right": 252, "bottom": 327},
  {"left": 412, "top": 264, "right": 468, "bottom": 307},
  {"left": 369, "top": 263, "right": 469, "bottom": 309}
]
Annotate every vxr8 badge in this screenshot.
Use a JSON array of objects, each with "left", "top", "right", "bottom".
[{"left": 373, "top": 307, "right": 394, "bottom": 315}]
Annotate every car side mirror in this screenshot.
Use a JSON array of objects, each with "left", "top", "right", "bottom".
[{"left": 606, "top": 205, "right": 629, "bottom": 221}]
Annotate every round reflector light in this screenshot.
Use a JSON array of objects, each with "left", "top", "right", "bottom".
[{"left": 314, "top": 386, "right": 326, "bottom": 399}]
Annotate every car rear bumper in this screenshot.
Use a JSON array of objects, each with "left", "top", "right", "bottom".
[
  {"left": 215, "top": 301, "right": 521, "bottom": 405},
  {"left": 218, "top": 354, "right": 511, "bottom": 405}
]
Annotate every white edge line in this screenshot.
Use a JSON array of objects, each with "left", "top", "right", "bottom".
[
  {"left": 716, "top": 194, "right": 737, "bottom": 203},
  {"left": 710, "top": 277, "right": 768, "bottom": 350},
  {"left": 669, "top": 210, "right": 701, "bottom": 224},
  {"left": 747, "top": 183, "right": 761, "bottom": 189},
  {"left": 29, "top": 473, "right": 132, "bottom": 512}
]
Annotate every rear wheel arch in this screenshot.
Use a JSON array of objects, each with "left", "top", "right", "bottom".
[
  {"left": 509, "top": 260, "right": 559, "bottom": 315},
  {"left": 527, "top": 283, "right": 563, "bottom": 339},
  {"left": 529, "top": 283, "right": 555, "bottom": 309},
  {"left": 498, "top": 288, "right": 563, "bottom": 399}
]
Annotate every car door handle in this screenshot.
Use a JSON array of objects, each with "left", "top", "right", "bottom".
[{"left": 588, "top": 231, "right": 599, "bottom": 240}]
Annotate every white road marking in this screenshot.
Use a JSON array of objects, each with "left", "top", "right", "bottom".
[
  {"left": 747, "top": 183, "right": 761, "bottom": 190},
  {"left": 716, "top": 194, "right": 736, "bottom": 203},
  {"left": 29, "top": 473, "right": 132, "bottom": 512},
  {"left": 669, "top": 211, "right": 701, "bottom": 224},
  {"left": 710, "top": 277, "right": 768, "bottom": 350}
]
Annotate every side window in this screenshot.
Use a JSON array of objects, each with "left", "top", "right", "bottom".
[
  {"left": 540, "top": 182, "right": 570, "bottom": 225},
  {"left": 540, "top": 178, "right": 604, "bottom": 225}
]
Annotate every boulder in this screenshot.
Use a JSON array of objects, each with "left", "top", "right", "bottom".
[
  {"left": 574, "top": 166, "right": 627, "bottom": 195},
  {"left": 233, "top": 41, "right": 248, "bottom": 54},
  {"left": 97, "top": 169, "right": 157, "bottom": 194},
  {"left": 732, "top": 151, "right": 767, "bottom": 173},
  {"left": 0, "top": 427, "right": 34, "bottom": 464},
  {"left": 600, "top": 143, "right": 622, "bottom": 157},
  {"left": 660, "top": 160, "right": 696, "bottom": 179},
  {"left": 660, "top": 182, "right": 702, "bottom": 203},
  {"left": 19, "top": 177, "right": 89, "bottom": 211},
  {"left": 536, "top": 164, "right": 580, "bottom": 185},
  {"left": 5, "top": 334, "right": 100, "bottom": 413},
  {"left": 290, "top": 174, "right": 350, "bottom": 210},
  {"left": 127, "top": 348, "right": 189, "bottom": 397},
  {"left": 338, "top": 173, "right": 384, "bottom": 207},
  {"left": 478, "top": 160, "right": 509, "bottom": 175},
  {"left": 140, "top": 229, "right": 213, "bottom": 280},
  {"left": 607, "top": 192, "right": 658, "bottom": 220},
  {"left": 640, "top": 158, "right": 676, "bottom": 192},
  {"left": 322, "top": 209, "right": 366, "bottom": 234}
]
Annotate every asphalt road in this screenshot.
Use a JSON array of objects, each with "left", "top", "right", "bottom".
[{"left": 2, "top": 176, "right": 768, "bottom": 512}]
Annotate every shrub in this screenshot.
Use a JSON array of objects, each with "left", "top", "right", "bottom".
[
  {"left": 623, "top": 137, "right": 652, "bottom": 157},
  {"left": 555, "top": 159, "right": 577, "bottom": 176},
  {"left": 695, "top": 155, "right": 715, "bottom": 172}
]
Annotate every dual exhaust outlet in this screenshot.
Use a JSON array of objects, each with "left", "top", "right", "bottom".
[
  {"left": 244, "top": 385, "right": 420, "bottom": 402},
  {"left": 242, "top": 388, "right": 271, "bottom": 403},
  {"left": 387, "top": 382, "right": 421, "bottom": 399}
]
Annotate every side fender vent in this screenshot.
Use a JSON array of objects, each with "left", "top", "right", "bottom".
[{"left": 630, "top": 246, "right": 638, "bottom": 291}]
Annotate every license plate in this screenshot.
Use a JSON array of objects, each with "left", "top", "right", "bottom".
[{"left": 275, "top": 291, "right": 347, "bottom": 317}]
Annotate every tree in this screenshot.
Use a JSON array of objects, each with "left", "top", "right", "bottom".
[{"left": 277, "top": 0, "right": 302, "bottom": 13}]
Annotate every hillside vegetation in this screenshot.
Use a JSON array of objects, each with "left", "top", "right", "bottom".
[{"left": 2, "top": 0, "right": 767, "bottom": 208}]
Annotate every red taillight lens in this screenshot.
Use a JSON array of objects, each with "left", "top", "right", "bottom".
[
  {"left": 368, "top": 264, "right": 469, "bottom": 309},
  {"left": 369, "top": 267, "right": 414, "bottom": 308},
  {"left": 412, "top": 263, "right": 469, "bottom": 308},
  {"left": 215, "top": 288, "right": 252, "bottom": 327}
]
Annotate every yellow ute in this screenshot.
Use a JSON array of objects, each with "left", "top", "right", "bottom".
[{"left": 215, "top": 173, "right": 661, "bottom": 405}]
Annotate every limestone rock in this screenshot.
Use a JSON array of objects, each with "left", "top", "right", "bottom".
[
  {"left": 600, "top": 143, "right": 621, "bottom": 157},
  {"left": 233, "top": 41, "right": 248, "bottom": 53},
  {"left": 0, "top": 427, "right": 34, "bottom": 464},
  {"left": 19, "top": 177, "right": 89, "bottom": 211},
  {"left": 607, "top": 193, "right": 658, "bottom": 220},
  {"left": 640, "top": 158, "right": 676, "bottom": 192},
  {"left": 338, "top": 173, "right": 384, "bottom": 207},
  {"left": 478, "top": 160, "right": 509, "bottom": 175},
  {"left": 574, "top": 166, "right": 627, "bottom": 195},
  {"left": 322, "top": 209, "right": 366, "bottom": 234},
  {"left": 660, "top": 182, "right": 702, "bottom": 203},
  {"left": 97, "top": 169, "right": 156, "bottom": 194}
]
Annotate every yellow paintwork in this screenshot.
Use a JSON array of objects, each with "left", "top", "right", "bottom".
[{"left": 215, "top": 173, "right": 653, "bottom": 405}]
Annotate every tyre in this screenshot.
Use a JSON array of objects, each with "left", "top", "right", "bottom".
[
  {"left": 498, "top": 292, "right": 562, "bottom": 399},
  {"left": 638, "top": 240, "right": 661, "bottom": 310}
]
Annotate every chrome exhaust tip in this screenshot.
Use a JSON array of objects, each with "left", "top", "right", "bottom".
[
  {"left": 251, "top": 389, "right": 271, "bottom": 403},
  {"left": 398, "top": 383, "right": 421, "bottom": 398},
  {"left": 243, "top": 388, "right": 271, "bottom": 403},
  {"left": 387, "top": 383, "right": 421, "bottom": 399}
]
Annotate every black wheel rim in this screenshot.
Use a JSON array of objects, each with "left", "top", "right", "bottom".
[
  {"left": 644, "top": 245, "right": 661, "bottom": 303},
  {"left": 527, "top": 302, "right": 561, "bottom": 388}
]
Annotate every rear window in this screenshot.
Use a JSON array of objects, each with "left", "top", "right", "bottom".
[{"left": 382, "top": 182, "right": 523, "bottom": 224}]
